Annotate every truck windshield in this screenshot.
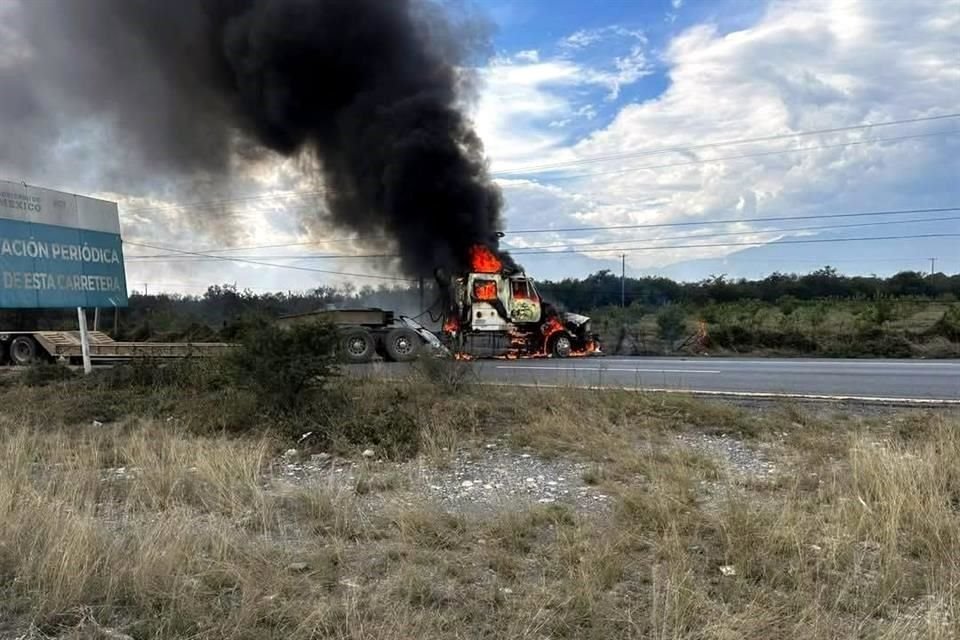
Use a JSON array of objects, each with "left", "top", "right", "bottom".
[{"left": 511, "top": 279, "right": 536, "bottom": 300}]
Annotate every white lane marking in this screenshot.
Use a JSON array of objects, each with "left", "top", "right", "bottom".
[
  {"left": 484, "top": 382, "right": 960, "bottom": 405},
  {"left": 594, "top": 358, "right": 960, "bottom": 368},
  {"left": 495, "top": 365, "right": 721, "bottom": 374}
]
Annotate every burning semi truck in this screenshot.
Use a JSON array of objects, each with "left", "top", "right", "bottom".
[
  {"left": 438, "top": 245, "right": 600, "bottom": 359},
  {"left": 282, "top": 244, "right": 600, "bottom": 363}
]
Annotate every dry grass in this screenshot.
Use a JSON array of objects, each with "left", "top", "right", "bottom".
[{"left": 0, "top": 375, "right": 958, "bottom": 638}]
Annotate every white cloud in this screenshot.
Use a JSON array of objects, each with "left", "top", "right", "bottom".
[
  {"left": 514, "top": 49, "right": 539, "bottom": 63},
  {"left": 486, "top": 0, "right": 960, "bottom": 275},
  {"left": 562, "top": 25, "right": 646, "bottom": 50},
  {"left": 474, "top": 33, "right": 652, "bottom": 172}
]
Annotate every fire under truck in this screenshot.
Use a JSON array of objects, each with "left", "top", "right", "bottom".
[{"left": 438, "top": 245, "right": 600, "bottom": 359}]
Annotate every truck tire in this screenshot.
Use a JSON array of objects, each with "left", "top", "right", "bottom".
[
  {"left": 550, "top": 333, "right": 573, "bottom": 358},
  {"left": 383, "top": 328, "right": 421, "bottom": 362},
  {"left": 339, "top": 328, "right": 375, "bottom": 364},
  {"left": 9, "top": 336, "right": 39, "bottom": 366}
]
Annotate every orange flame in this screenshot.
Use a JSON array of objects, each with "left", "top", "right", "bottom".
[
  {"left": 443, "top": 315, "right": 460, "bottom": 334},
  {"left": 469, "top": 245, "right": 502, "bottom": 274},
  {"left": 541, "top": 315, "right": 564, "bottom": 338},
  {"left": 472, "top": 279, "right": 498, "bottom": 301}
]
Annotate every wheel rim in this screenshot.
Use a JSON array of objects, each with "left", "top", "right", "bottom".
[
  {"left": 12, "top": 341, "right": 32, "bottom": 361},
  {"left": 554, "top": 336, "right": 572, "bottom": 357},
  {"left": 393, "top": 336, "right": 414, "bottom": 355},
  {"left": 346, "top": 337, "right": 368, "bottom": 356}
]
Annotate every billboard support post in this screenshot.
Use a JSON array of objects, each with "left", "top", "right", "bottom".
[
  {"left": 77, "top": 307, "right": 92, "bottom": 374},
  {"left": 93, "top": 307, "right": 100, "bottom": 332}
]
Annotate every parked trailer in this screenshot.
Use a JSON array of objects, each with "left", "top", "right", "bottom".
[
  {"left": 0, "top": 330, "right": 232, "bottom": 366},
  {"left": 276, "top": 308, "right": 442, "bottom": 363}
]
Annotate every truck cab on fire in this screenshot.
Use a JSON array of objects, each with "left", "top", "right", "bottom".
[{"left": 442, "top": 246, "right": 599, "bottom": 359}]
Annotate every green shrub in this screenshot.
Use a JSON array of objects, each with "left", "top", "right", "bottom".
[
  {"left": 412, "top": 353, "right": 475, "bottom": 392},
  {"left": 87, "top": 357, "right": 228, "bottom": 391},
  {"left": 928, "top": 305, "right": 960, "bottom": 341},
  {"left": 656, "top": 305, "right": 688, "bottom": 343},
  {"left": 227, "top": 320, "right": 339, "bottom": 413}
]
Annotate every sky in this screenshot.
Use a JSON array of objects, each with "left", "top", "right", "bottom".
[{"left": 2, "top": 0, "right": 959, "bottom": 294}]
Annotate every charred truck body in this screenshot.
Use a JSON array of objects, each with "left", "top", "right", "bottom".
[{"left": 439, "top": 245, "right": 599, "bottom": 359}]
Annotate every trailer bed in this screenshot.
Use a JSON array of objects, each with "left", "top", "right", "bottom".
[{"left": 0, "top": 331, "right": 232, "bottom": 361}]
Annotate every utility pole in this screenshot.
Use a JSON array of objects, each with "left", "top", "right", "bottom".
[
  {"left": 418, "top": 276, "right": 424, "bottom": 312},
  {"left": 620, "top": 254, "right": 626, "bottom": 308},
  {"left": 929, "top": 257, "right": 937, "bottom": 276}
]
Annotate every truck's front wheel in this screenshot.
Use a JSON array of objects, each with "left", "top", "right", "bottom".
[
  {"left": 550, "top": 334, "right": 573, "bottom": 358},
  {"left": 9, "top": 336, "right": 38, "bottom": 366}
]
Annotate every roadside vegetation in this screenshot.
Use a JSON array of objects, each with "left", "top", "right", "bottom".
[
  {"left": 0, "top": 338, "right": 958, "bottom": 638},
  {"left": 3, "top": 267, "right": 959, "bottom": 359},
  {"left": 592, "top": 296, "right": 960, "bottom": 357}
]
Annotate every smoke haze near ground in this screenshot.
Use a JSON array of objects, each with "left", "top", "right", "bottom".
[{"left": 0, "top": 0, "right": 508, "bottom": 276}]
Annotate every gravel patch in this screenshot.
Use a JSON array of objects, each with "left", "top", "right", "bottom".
[
  {"left": 270, "top": 440, "right": 612, "bottom": 515},
  {"left": 412, "top": 439, "right": 611, "bottom": 513},
  {"left": 674, "top": 432, "right": 778, "bottom": 478}
]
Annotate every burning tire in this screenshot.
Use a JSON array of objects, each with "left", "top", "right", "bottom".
[
  {"left": 9, "top": 336, "right": 39, "bottom": 366},
  {"left": 383, "top": 327, "right": 421, "bottom": 362},
  {"left": 339, "top": 328, "right": 375, "bottom": 364},
  {"left": 550, "top": 333, "right": 573, "bottom": 358}
]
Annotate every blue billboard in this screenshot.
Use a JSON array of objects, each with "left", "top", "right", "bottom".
[{"left": 0, "top": 182, "right": 128, "bottom": 309}]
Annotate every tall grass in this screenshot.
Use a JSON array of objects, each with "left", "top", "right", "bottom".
[{"left": 0, "top": 376, "right": 957, "bottom": 637}]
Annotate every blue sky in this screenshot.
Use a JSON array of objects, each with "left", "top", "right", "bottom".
[{"left": 461, "top": 0, "right": 960, "bottom": 284}]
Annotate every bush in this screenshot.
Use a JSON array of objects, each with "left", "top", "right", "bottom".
[
  {"left": 928, "top": 305, "right": 960, "bottom": 341},
  {"left": 412, "top": 353, "right": 475, "bottom": 392},
  {"left": 227, "top": 320, "right": 339, "bottom": 413},
  {"left": 656, "top": 305, "right": 688, "bottom": 343},
  {"left": 87, "top": 357, "right": 228, "bottom": 391}
]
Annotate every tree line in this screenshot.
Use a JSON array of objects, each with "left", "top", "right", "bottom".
[
  {"left": 537, "top": 268, "right": 960, "bottom": 311},
  {"left": 0, "top": 268, "right": 956, "bottom": 338}
]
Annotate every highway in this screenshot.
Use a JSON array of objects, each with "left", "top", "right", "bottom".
[{"left": 365, "top": 357, "right": 960, "bottom": 403}]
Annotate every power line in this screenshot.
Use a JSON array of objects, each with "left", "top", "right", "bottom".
[
  {"left": 513, "top": 130, "right": 960, "bottom": 183},
  {"left": 124, "top": 189, "right": 326, "bottom": 214},
  {"left": 117, "top": 114, "right": 960, "bottom": 217},
  {"left": 122, "top": 240, "right": 417, "bottom": 283},
  {"left": 122, "top": 233, "right": 960, "bottom": 270},
  {"left": 125, "top": 206, "right": 960, "bottom": 261},
  {"left": 504, "top": 232, "right": 960, "bottom": 257},
  {"left": 508, "top": 206, "right": 960, "bottom": 235},
  {"left": 120, "top": 129, "right": 953, "bottom": 218},
  {"left": 506, "top": 214, "right": 960, "bottom": 253},
  {"left": 124, "top": 213, "right": 960, "bottom": 262},
  {"left": 493, "top": 112, "right": 960, "bottom": 175}
]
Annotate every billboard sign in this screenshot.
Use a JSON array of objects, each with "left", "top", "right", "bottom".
[{"left": 0, "top": 181, "right": 128, "bottom": 308}]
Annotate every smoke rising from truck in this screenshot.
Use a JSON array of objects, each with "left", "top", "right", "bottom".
[{"left": 0, "top": 0, "right": 508, "bottom": 277}]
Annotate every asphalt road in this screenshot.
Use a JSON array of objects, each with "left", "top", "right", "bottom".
[{"left": 364, "top": 357, "right": 960, "bottom": 403}]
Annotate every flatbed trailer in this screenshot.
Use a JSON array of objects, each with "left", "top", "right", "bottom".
[{"left": 0, "top": 330, "right": 232, "bottom": 366}]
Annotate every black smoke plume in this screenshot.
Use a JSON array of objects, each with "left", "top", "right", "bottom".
[{"left": 1, "top": 0, "right": 508, "bottom": 276}]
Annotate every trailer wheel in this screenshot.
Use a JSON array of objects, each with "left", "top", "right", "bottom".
[
  {"left": 339, "top": 329, "right": 375, "bottom": 364},
  {"left": 9, "top": 336, "right": 39, "bottom": 366},
  {"left": 383, "top": 328, "right": 421, "bottom": 362},
  {"left": 550, "top": 333, "right": 573, "bottom": 358}
]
